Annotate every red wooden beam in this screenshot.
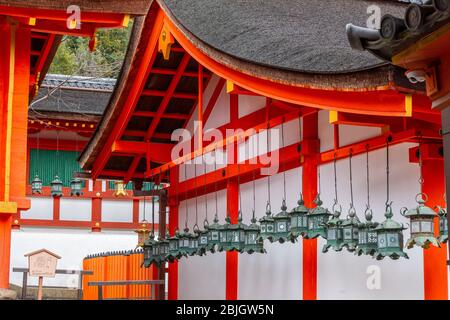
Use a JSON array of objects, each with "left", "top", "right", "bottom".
[
  {"left": 145, "top": 53, "right": 191, "bottom": 141},
  {"left": 133, "top": 111, "right": 189, "bottom": 120},
  {"left": 0, "top": 6, "right": 129, "bottom": 25},
  {"left": 202, "top": 78, "right": 226, "bottom": 125},
  {"left": 226, "top": 178, "right": 239, "bottom": 300},
  {"left": 142, "top": 89, "right": 197, "bottom": 100},
  {"left": 90, "top": 9, "right": 165, "bottom": 180},
  {"left": 112, "top": 141, "right": 173, "bottom": 162}
]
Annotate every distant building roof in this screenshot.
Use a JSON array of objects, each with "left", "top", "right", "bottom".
[{"left": 31, "top": 74, "right": 116, "bottom": 118}]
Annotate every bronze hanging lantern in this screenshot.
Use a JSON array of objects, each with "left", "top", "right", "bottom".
[
  {"left": 159, "top": 234, "right": 170, "bottom": 264},
  {"left": 206, "top": 213, "right": 221, "bottom": 253},
  {"left": 50, "top": 175, "right": 63, "bottom": 197},
  {"left": 195, "top": 219, "right": 210, "bottom": 256},
  {"left": 70, "top": 177, "right": 83, "bottom": 196},
  {"left": 31, "top": 175, "right": 43, "bottom": 194},
  {"left": 356, "top": 207, "right": 379, "bottom": 256},
  {"left": 356, "top": 146, "right": 379, "bottom": 256},
  {"left": 374, "top": 139, "right": 408, "bottom": 260},
  {"left": 306, "top": 194, "right": 332, "bottom": 239},
  {"left": 341, "top": 151, "right": 361, "bottom": 252},
  {"left": 258, "top": 202, "right": 275, "bottom": 242},
  {"left": 167, "top": 229, "right": 183, "bottom": 262},
  {"left": 244, "top": 209, "right": 265, "bottom": 254},
  {"left": 401, "top": 194, "right": 440, "bottom": 249},
  {"left": 341, "top": 207, "right": 361, "bottom": 252},
  {"left": 289, "top": 194, "right": 309, "bottom": 241},
  {"left": 273, "top": 200, "right": 291, "bottom": 243},
  {"left": 374, "top": 203, "right": 408, "bottom": 260},
  {"left": 219, "top": 215, "right": 231, "bottom": 252},
  {"left": 437, "top": 205, "right": 448, "bottom": 243},
  {"left": 224, "top": 211, "right": 247, "bottom": 252},
  {"left": 323, "top": 154, "right": 344, "bottom": 253},
  {"left": 143, "top": 233, "right": 160, "bottom": 267},
  {"left": 323, "top": 203, "right": 344, "bottom": 253}
]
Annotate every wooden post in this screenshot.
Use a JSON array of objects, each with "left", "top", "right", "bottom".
[
  {"left": 302, "top": 112, "right": 319, "bottom": 300},
  {"left": 226, "top": 178, "right": 239, "bottom": 300},
  {"left": 421, "top": 147, "right": 448, "bottom": 300},
  {"left": 443, "top": 108, "right": 450, "bottom": 263},
  {"left": 157, "top": 189, "right": 167, "bottom": 300},
  {"left": 37, "top": 276, "right": 43, "bottom": 300},
  {"left": 168, "top": 166, "right": 179, "bottom": 300},
  {"left": 0, "top": 20, "right": 31, "bottom": 292}
]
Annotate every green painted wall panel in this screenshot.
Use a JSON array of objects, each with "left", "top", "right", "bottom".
[{"left": 29, "top": 149, "right": 83, "bottom": 187}]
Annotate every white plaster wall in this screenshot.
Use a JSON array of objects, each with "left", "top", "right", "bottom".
[
  {"left": 238, "top": 168, "right": 303, "bottom": 300},
  {"left": 177, "top": 190, "right": 227, "bottom": 300},
  {"left": 10, "top": 228, "right": 136, "bottom": 288},
  {"left": 21, "top": 197, "right": 53, "bottom": 220},
  {"left": 60, "top": 199, "right": 91, "bottom": 221},
  {"left": 101, "top": 200, "right": 133, "bottom": 222},
  {"left": 139, "top": 199, "right": 160, "bottom": 223}
]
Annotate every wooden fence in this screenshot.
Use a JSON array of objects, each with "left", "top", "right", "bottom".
[{"left": 82, "top": 250, "right": 157, "bottom": 300}]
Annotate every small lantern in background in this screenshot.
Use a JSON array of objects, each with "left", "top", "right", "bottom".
[
  {"left": 70, "top": 177, "right": 83, "bottom": 196},
  {"left": 31, "top": 175, "right": 43, "bottom": 194},
  {"left": 322, "top": 203, "right": 344, "bottom": 253},
  {"left": 224, "top": 211, "right": 247, "bottom": 252},
  {"left": 272, "top": 200, "right": 292, "bottom": 244},
  {"left": 50, "top": 176, "right": 63, "bottom": 197},
  {"left": 355, "top": 208, "right": 379, "bottom": 256},
  {"left": 401, "top": 194, "right": 440, "bottom": 249},
  {"left": 206, "top": 213, "right": 221, "bottom": 253},
  {"left": 374, "top": 203, "right": 408, "bottom": 260},
  {"left": 244, "top": 210, "right": 265, "bottom": 254},
  {"left": 437, "top": 205, "right": 448, "bottom": 243},
  {"left": 341, "top": 207, "right": 361, "bottom": 252},
  {"left": 258, "top": 203, "right": 275, "bottom": 242},
  {"left": 134, "top": 220, "right": 151, "bottom": 248},
  {"left": 306, "top": 195, "right": 331, "bottom": 239},
  {"left": 177, "top": 227, "right": 193, "bottom": 257},
  {"left": 114, "top": 181, "right": 128, "bottom": 197},
  {"left": 289, "top": 194, "right": 309, "bottom": 241}
]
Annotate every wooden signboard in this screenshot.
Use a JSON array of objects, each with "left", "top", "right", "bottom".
[{"left": 24, "top": 249, "right": 61, "bottom": 300}]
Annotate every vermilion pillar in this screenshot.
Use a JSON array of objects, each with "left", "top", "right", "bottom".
[
  {"left": 168, "top": 166, "right": 179, "bottom": 300},
  {"left": 410, "top": 143, "right": 448, "bottom": 300},
  {"left": 0, "top": 20, "right": 31, "bottom": 290},
  {"left": 226, "top": 178, "right": 239, "bottom": 300},
  {"left": 302, "top": 112, "right": 319, "bottom": 300}
]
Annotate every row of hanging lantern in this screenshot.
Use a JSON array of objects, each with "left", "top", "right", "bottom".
[
  {"left": 31, "top": 131, "right": 84, "bottom": 197},
  {"left": 142, "top": 116, "right": 448, "bottom": 267}
]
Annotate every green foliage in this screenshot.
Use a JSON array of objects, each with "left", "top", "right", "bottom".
[{"left": 48, "top": 21, "right": 133, "bottom": 78}]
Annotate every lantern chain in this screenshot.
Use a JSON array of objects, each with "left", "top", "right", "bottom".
[
  {"left": 281, "top": 118, "right": 286, "bottom": 202},
  {"left": 194, "top": 159, "right": 199, "bottom": 229},
  {"left": 237, "top": 152, "right": 242, "bottom": 213},
  {"left": 252, "top": 161, "right": 256, "bottom": 222},
  {"left": 151, "top": 174, "right": 155, "bottom": 234},
  {"left": 349, "top": 149, "right": 355, "bottom": 213},
  {"left": 418, "top": 135, "right": 424, "bottom": 194},
  {"left": 366, "top": 145, "right": 370, "bottom": 209},
  {"left": 266, "top": 122, "right": 271, "bottom": 210},
  {"left": 184, "top": 162, "right": 188, "bottom": 230},
  {"left": 333, "top": 153, "right": 338, "bottom": 205},
  {"left": 386, "top": 138, "right": 390, "bottom": 206},
  {"left": 214, "top": 149, "right": 218, "bottom": 220},
  {"left": 204, "top": 154, "right": 208, "bottom": 223}
]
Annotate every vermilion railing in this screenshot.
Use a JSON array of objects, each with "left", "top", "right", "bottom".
[{"left": 82, "top": 250, "right": 156, "bottom": 300}]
